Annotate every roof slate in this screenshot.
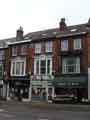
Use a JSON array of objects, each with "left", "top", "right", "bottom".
[{"left": 24, "top": 23, "right": 88, "bottom": 40}]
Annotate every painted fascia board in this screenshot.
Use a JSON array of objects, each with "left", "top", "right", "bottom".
[{"left": 7, "top": 39, "right": 32, "bottom": 45}]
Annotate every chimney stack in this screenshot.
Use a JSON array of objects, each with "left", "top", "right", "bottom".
[
  {"left": 16, "top": 26, "right": 23, "bottom": 41},
  {"left": 59, "top": 18, "right": 67, "bottom": 31}
]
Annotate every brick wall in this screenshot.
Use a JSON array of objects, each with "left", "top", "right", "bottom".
[{"left": 52, "top": 39, "right": 60, "bottom": 73}]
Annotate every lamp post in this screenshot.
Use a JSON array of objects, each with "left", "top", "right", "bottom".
[{"left": 3, "top": 71, "right": 8, "bottom": 100}]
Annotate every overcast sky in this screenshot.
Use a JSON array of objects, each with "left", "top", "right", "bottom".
[{"left": 0, "top": 0, "right": 90, "bottom": 39}]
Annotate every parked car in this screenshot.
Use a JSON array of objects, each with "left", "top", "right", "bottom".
[{"left": 52, "top": 94, "right": 77, "bottom": 103}]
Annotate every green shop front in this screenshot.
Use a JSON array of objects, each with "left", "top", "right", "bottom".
[
  {"left": 53, "top": 74, "right": 88, "bottom": 101},
  {"left": 31, "top": 79, "right": 54, "bottom": 101}
]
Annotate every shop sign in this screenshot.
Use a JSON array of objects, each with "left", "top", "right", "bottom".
[
  {"left": 42, "top": 81, "right": 48, "bottom": 88},
  {"left": 58, "top": 82, "right": 79, "bottom": 86}
]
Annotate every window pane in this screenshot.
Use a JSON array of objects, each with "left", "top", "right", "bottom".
[
  {"left": 40, "top": 60, "right": 46, "bottom": 74},
  {"left": 0, "top": 50, "right": 4, "bottom": 60},
  {"left": 0, "top": 63, "right": 3, "bottom": 76},
  {"left": 35, "top": 43, "right": 41, "bottom": 53},
  {"left": 62, "top": 57, "right": 80, "bottom": 74},
  {"left": 47, "top": 59, "right": 50, "bottom": 74},
  {"left": 36, "top": 60, "right": 39, "bottom": 74},
  {"left": 16, "top": 62, "right": 20, "bottom": 75},
  {"left": 21, "top": 62, "right": 25, "bottom": 75},
  {"left": 20, "top": 45, "right": 27, "bottom": 55},
  {"left": 12, "top": 47, "right": 17, "bottom": 56},
  {"left": 12, "top": 62, "right": 15, "bottom": 75},
  {"left": 61, "top": 40, "right": 68, "bottom": 51},
  {"left": 74, "top": 39, "right": 81, "bottom": 49},
  {"left": 45, "top": 42, "right": 52, "bottom": 52}
]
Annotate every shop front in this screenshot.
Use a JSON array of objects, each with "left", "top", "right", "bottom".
[
  {"left": 31, "top": 80, "right": 54, "bottom": 101},
  {"left": 0, "top": 80, "right": 3, "bottom": 98},
  {"left": 53, "top": 74, "right": 88, "bottom": 101},
  {"left": 9, "top": 77, "right": 30, "bottom": 101}
]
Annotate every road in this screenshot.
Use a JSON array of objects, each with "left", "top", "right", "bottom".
[{"left": 0, "top": 101, "right": 90, "bottom": 120}]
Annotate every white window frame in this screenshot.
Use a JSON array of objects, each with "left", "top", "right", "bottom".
[
  {"left": 11, "top": 58, "right": 26, "bottom": 76},
  {"left": 62, "top": 57, "right": 80, "bottom": 74},
  {"left": 35, "top": 43, "right": 41, "bottom": 54},
  {"left": 61, "top": 40, "right": 68, "bottom": 51},
  {"left": 0, "top": 50, "right": 4, "bottom": 60},
  {"left": 0, "top": 62, "right": 3, "bottom": 76},
  {"left": 34, "top": 56, "right": 52, "bottom": 75},
  {"left": 74, "top": 38, "right": 81, "bottom": 49},
  {"left": 12, "top": 46, "right": 17, "bottom": 56},
  {"left": 45, "top": 41, "right": 52, "bottom": 52},
  {"left": 20, "top": 45, "right": 27, "bottom": 55}
]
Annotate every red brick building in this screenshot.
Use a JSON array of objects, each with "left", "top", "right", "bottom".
[{"left": 0, "top": 18, "right": 90, "bottom": 102}]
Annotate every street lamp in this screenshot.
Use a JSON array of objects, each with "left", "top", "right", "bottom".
[{"left": 3, "top": 71, "right": 8, "bottom": 100}]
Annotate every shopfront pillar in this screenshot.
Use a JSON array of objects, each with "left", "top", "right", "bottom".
[{"left": 88, "top": 68, "right": 90, "bottom": 100}]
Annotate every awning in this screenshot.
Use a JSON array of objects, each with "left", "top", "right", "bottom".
[{"left": 53, "top": 75, "right": 88, "bottom": 88}]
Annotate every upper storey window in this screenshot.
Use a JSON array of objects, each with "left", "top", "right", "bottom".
[
  {"left": 20, "top": 45, "right": 27, "bottom": 55},
  {"left": 35, "top": 43, "right": 41, "bottom": 54},
  {"left": 74, "top": 38, "right": 81, "bottom": 50},
  {"left": 0, "top": 50, "right": 4, "bottom": 60},
  {"left": 61, "top": 40, "right": 68, "bottom": 51},
  {"left": 62, "top": 57, "right": 80, "bottom": 74},
  {"left": 45, "top": 41, "right": 52, "bottom": 52},
  {"left": 12, "top": 46, "right": 17, "bottom": 56}
]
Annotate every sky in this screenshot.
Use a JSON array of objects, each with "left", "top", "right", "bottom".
[{"left": 0, "top": 0, "right": 90, "bottom": 39}]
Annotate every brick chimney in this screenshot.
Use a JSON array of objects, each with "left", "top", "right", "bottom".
[
  {"left": 16, "top": 26, "right": 23, "bottom": 41},
  {"left": 59, "top": 18, "right": 67, "bottom": 31}
]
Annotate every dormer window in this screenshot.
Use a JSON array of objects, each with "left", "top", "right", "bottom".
[
  {"left": 61, "top": 40, "right": 68, "bottom": 51},
  {"left": 74, "top": 38, "right": 81, "bottom": 50}
]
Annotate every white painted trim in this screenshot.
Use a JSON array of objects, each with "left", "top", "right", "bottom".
[
  {"left": 7, "top": 39, "right": 31, "bottom": 45},
  {"left": 45, "top": 41, "right": 52, "bottom": 53},
  {"left": 56, "top": 32, "right": 86, "bottom": 38},
  {"left": 10, "top": 57, "right": 26, "bottom": 76},
  {"left": 34, "top": 55, "right": 52, "bottom": 76},
  {"left": 74, "top": 38, "right": 82, "bottom": 50},
  {"left": 88, "top": 67, "right": 90, "bottom": 100},
  {"left": 35, "top": 43, "right": 41, "bottom": 54}
]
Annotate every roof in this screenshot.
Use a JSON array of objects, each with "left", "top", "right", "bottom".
[
  {"left": 24, "top": 23, "right": 89, "bottom": 40},
  {"left": 0, "top": 37, "right": 16, "bottom": 48},
  {"left": 0, "top": 19, "right": 90, "bottom": 48}
]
